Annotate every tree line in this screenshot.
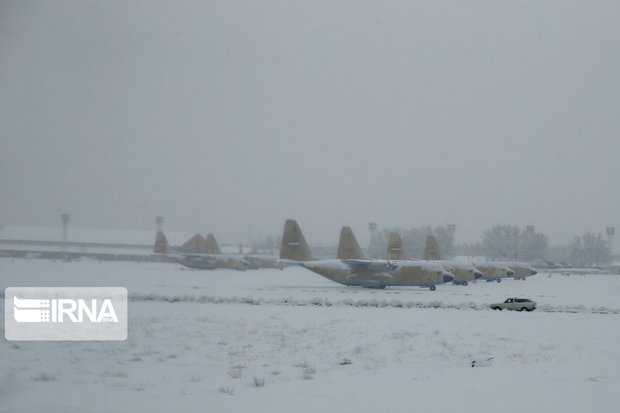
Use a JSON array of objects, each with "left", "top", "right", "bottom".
[{"left": 365, "top": 223, "right": 611, "bottom": 267}]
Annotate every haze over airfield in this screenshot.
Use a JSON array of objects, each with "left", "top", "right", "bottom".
[{"left": 1, "top": 1, "right": 619, "bottom": 248}]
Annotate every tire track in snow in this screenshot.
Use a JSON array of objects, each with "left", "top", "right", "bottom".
[{"left": 128, "top": 293, "right": 620, "bottom": 315}]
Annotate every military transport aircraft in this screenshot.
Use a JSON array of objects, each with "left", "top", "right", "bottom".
[
  {"left": 420, "top": 235, "right": 483, "bottom": 285},
  {"left": 487, "top": 261, "right": 537, "bottom": 280},
  {"left": 472, "top": 262, "right": 514, "bottom": 282},
  {"left": 386, "top": 233, "right": 482, "bottom": 286},
  {"left": 153, "top": 231, "right": 279, "bottom": 270},
  {"left": 280, "top": 220, "right": 454, "bottom": 290}
]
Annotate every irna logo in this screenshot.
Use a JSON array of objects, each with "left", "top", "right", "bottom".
[
  {"left": 13, "top": 296, "right": 119, "bottom": 323},
  {"left": 5, "top": 287, "right": 127, "bottom": 341}
]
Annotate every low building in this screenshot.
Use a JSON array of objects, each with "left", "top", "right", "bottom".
[{"left": 0, "top": 226, "right": 193, "bottom": 262}]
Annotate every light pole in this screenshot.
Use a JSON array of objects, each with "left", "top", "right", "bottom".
[
  {"left": 447, "top": 224, "right": 456, "bottom": 237},
  {"left": 607, "top": 227, "right": 615, "bottom": 256},
  {"left": 368, "top": 222, "right": 377, "bottom": 248}
]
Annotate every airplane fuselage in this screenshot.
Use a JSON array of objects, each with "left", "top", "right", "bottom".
[
  {"left": 425, "top": 260, "right": 483, "bottom": 285},
  {"left": 493, "top": 261, "right": 537, "bottom": 279},
  {"left": 301, "top": 259, "right": 453, "bottom": 290},
  {"left": 177, "top": 254, "right": 248, "bottom": 270},
  {"left": 475, "top": 263, "right": 514, "bottom": 282}
]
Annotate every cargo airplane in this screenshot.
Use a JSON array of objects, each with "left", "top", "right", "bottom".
[
  {"left": 472, "top": 262, "right": 514, "bottom": 282},
  {"left": 153, "top": 231, "right": 280, "bottom": 270},
  {"left": 421, "top": 235, "right": 483, "bottom": 285},
  {"left": 387, "top": 233, "right": 482, "bottom": 286},
  {"left": 280, "top": 220, "right": 454, "bottom": 290},
  {"left": 487, "top": 261, "right": 537, "bottom": 280}
]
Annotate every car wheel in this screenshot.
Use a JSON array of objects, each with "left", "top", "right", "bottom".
[
  {"left": 520, "top": 307, "right": 527, "bottom": 312},
  {"left": 430, "top": 285, "right": 436, "bottom": 291},
  {"left": 493, "top": 307, "right": 501, "bottom": 311},
  {"left": 496, "top": 279, "right": 502, "bottom": 283}
]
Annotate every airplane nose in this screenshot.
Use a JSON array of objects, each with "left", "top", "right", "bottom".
[
  {"left": 443, "top": 273, "right": 454, "bottom": 283},
  {"left": 474, "top": 271, "right": 483, "bottom": 279},
  {"left": 531, "top": 269, "right": 537, "bottom": 275}
]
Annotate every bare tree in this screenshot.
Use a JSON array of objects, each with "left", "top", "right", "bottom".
[
  {"left": 481, "top": 224, "right": 521, "bottom": 260},
  {"left": 569, "top": 232, "right": 609, "bottom": 267},
  {"left": 519, "top": 231, "right": 548, "bottom": 262},
  {"left": 481, "top": 224, "right": 548, "bottom": 262}
]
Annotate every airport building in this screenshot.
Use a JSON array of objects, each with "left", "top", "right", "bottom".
[{"left": 0, "top": 226, "right": 194, "bottom": 262}]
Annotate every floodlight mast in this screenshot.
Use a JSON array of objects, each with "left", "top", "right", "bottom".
[{"left": 607, "top": 227, "right": 615, "bottom": 255}]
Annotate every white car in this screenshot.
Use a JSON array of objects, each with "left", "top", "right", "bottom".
[{"left": 490, "top": 298, "right": 536, "bottom": 312}]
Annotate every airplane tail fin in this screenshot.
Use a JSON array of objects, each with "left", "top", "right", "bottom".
[
  {"left": 279, "top": 219, "right": 313, "bottom": 261},
  {"left": 423, "top": 235, "right": 443, "bottom": 260},
  {"left": 179, "top": 233, "right": 208, "bottom": 254},
  {"left": 205, "top": 233, "right": 222, "bottom": 254},
  {"left": 154, "top": 231, "right": 171, "bottom": 254},
  {"left": 387, "top": 232, "right": 407, "bottom": 260},
  {"left": 337, "top": 226, "right": 364, "bottom": 259}
]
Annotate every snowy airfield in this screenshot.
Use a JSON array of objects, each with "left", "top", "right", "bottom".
[{"left": 1, "top": 258, "right": 619, "bottom": 412}]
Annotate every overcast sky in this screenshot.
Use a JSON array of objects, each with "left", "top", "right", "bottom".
[{"left": 1, "top": 1, "right": 619, "bottom": 249}]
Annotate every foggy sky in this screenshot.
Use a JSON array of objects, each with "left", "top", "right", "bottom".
[{"left": 1, "top": 1, "right": 619, "bottom": 249}]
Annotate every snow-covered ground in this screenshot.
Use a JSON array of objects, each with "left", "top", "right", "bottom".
[{"left": 1, "top": 258, "right": 619, "bottom": 412}]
